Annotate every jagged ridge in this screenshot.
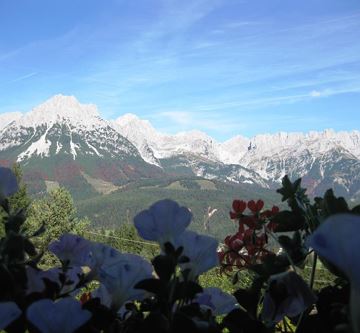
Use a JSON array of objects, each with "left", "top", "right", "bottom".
[{"left": 0, "top": 95, "right": 359, "bottom": 200}]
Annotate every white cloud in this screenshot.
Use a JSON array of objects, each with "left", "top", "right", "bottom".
[{"left": 310, "top": 90, "right": 322, "bottom": 97}]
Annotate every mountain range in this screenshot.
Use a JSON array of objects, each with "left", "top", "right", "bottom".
[{"left": 0, "top": 94, "right": 359, "bottom": 202}]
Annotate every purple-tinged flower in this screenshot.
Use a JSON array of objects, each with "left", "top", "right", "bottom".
[
  {"left": 27, "top": 298, "right": 91, "bottom": 333},
  {"left": 92, "top": 284, "right": 134, "bottom": 318},
  {"left": 0, "top": 167, "right": 18, "bottom": 197},
  {"left": 49, "top": 234, "right": 92, "bottom": 267},
  {"left": 134, "top": 199, "right": 192, "bottom": 248},
  {"left": 92, "top": 284, "right": 112, "bottom": 308},
  {"left": 307, "top": 214, "right": 360, "bottom": 333},
  {"left": 26, "top": 266, "right": 84, "bottom": 296},
  {"left": 0, "top": 302, "right": 21, "bottom": 330},
  {"left": 47, "top": 267, "right": 84, "bottom": 295},
  {"left": 176, "top": 230, "right": 219, "bottom": 279},
  {"left": 99, "top": 253, "right": 153, "bottom": 310},
  {"left": 261, "top": 271, "right": 317, "bottom": 323},
  {"left": 195, "top": 287, "right": 238, "bottom": 315},
  {"left": 88, "top": 242, "right": 123, "bottom": 280},
  {"left": 26, "top": 266, "right": 47, "bottom": 295}
]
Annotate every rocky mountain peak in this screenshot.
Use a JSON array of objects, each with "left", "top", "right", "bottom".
[{"left": 16, "top": 94, "right": 101, "bottom": 128}]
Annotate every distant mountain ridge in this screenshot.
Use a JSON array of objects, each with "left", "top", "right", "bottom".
[
  {"left": 0, "top": 95, "right": 162, "bottom": 198},
  {"left": 113, "top": 110, "right": 360, "bottom": 200},
  {"left": 0, "top": 94, "right": 359, "bottom": 201}
]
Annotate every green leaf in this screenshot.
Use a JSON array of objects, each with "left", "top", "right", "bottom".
[
  {"left": 278, "top": 232, "right": 307, "bottom": 267},
  {"left": 135, "top": 278, "right": 164, "bottom": 296},
  {"left": 322, "top": 189, "right": 349, "bottom": 216},
  {"left": 152, "top": 255, "right": 176, "bottom": 282},
  {"left": 175, "top": 281, "right": 203, "bottom": 301},
  {"left": 233, "top": 277, "right": 264, "bottom": 318},
  {"left": 23, "top": 238, "right": 37, "bottom": 257},
  {"left": 272, "top": 210, "right": 305, "bottom": 232}
]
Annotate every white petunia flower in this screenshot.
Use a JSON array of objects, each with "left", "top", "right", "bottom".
[
  {"left": 0, "top": 302, "right": 21, "bottom": 330},
  {"left": 195, "top": 287, "right": 238, "bottom": 315},
  {"left": 134, "top": 199, "right": 192, "bottom": 248},
  {"left": 99, "top": 253, "right": 153, "bottom": 311},
  {"left": 261, "top": 271, "right": 317, "bottom": 323},
  {"left": 47, "top": 267, "right": 84, "bottom": 295},
  {"left": 307, "top": 214, "right": 360, "bottom": 333},
  {"left": 92, "top": 283, "right": 112, "bottom": 308},
  {"left": 27, "top": 297, "right": 91, "bottom": 333},
  {"left": 92, "top": 284, "right": 134, "bottom": 319},
  {"left": 26, "top": 266, "right": 48, "bottom": 295},
  {"left": 88, "top": 242, "right": 123, "bottom": 280},
  {"left": 48, "top": 234, "right": 92, "bottom": 267},
  {"left": 176, "top": 230, "right": 219, "bottom": 279},
  {"left": 26, "top": 266, "right": 84, "bottom": 295}
]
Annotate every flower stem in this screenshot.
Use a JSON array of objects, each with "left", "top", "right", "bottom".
[
  {"left": 309, "top": 252, "right": 318, "bottom": 290},
  {"left": 295, "top": 252, "right": 318, "bottom": 332}
]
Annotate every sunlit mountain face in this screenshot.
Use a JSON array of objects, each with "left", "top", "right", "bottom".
[{"left": 1, "top": 95, "right": 359, "bottom": 201}]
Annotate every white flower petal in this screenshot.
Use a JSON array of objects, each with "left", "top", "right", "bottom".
[
  {"left": 45, "top": 267, "right": 84, "bottom": 295},
  {"left": 26, "top": 266, "right": 46, "bottom": 295},
  {"left": 49, "top": 234, "right": 92, "bottom": 267},
  {"left": 176, "top": 230, "right": 219, "bottom": 278},
  {"left": 88, "top": 242, "right": 123, "bottom": 279},
  {"left": 196, "top": 287, "right": 238, "bottom": 315},
  {"left": 99, "top": 253, "right": 153, "bottom": 310},
  {"left": 262, "top": 271, "right": 316, "bottom": 323},
  {"left": 92, "top": 284, "right": 112, "bottom": 308},
  {"left": 134, "top": 200, "right": 192, "bottom": 246},
  {"left": 307, "top": 214, "right": 360, "bottom": 285},
  {"left": 307, "top": 213, "right": 360, "bottom": 333},
  {"left": 0, "top": 302, "right": 21, "bottom": 330},
  {"left": 27, "top": 298, "right": 91, "bottom": 333}
]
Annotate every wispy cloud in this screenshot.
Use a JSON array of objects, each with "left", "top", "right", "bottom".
[
  {"left": 310, "top": 90, "right": 322, "bottom": 98},
  {"left": 1, "top": 1, "right": 359, "bottom": 139},
  {"left": 11, "top": 72, "right": 38, "bottom": 83}
]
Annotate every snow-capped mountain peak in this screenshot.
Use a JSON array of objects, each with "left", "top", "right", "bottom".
[
  {"left": 0, "top": 95, "right": 143, "bottom": 162},
  {"left": 114, "top": 117, "right": 221, "bottom": 163},
  {"left": 17, "top": 94, "right": 102, "bottom": 128},
  {"left": 1, "top": 94, "right": 359, "bottom": 200},
  {"left": 114, "top": 113, "right": 159, "bottom": 139},
  {"left": 0, "top": 112, "right": 23, "bottom": 131},
  {"left": 112, "top": 113, "right": 161, "bottom": 166}
]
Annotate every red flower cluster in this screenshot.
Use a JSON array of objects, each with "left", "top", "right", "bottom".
[{"left": 219, "top": 199, "right": 279, "bottom": 273}]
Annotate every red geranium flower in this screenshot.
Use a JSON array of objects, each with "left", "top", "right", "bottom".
[
  {"left": 247, "top": 199, "right": 264, "bottom": 213},
  {"left": 230, "top": 200, "right": 247, "bottom": 219}
]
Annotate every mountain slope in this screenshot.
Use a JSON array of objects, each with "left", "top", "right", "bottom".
[
  {"left": 0, "top": 112, "right": 23, "bottom": 132},
  {"left": 0, "top": 95, "right": 162, "bottom": 198},
  {"left": 76, "top": 176, "right": 279, "bottom": 239},
  {"left": 114, "top": 114, "right": 360, "bottom": 199},
  {"left": 1, "top": 95, "right": 359, "bottom": 201}
]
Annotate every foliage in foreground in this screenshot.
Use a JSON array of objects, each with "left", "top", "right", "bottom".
[{"left": 0, "top": 166, "right": 360, "bottom": 333}]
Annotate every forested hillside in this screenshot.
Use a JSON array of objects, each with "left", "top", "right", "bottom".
[{"left": 76, "top": 177, "right": 281, "bottom": 239}]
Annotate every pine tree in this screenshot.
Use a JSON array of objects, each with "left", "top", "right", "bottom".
[
  {"left": 9, "top": 163, "right": 32, "bottom": 213},
  {"left": 26, "top": 187, "right": 90, "bottom": 267}
]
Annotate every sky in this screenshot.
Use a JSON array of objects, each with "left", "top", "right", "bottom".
[{"left": 0, "top": 0, "right": 360, "bottom": 141}]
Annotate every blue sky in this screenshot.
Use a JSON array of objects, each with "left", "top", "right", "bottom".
[{"left": 0, "top": 0, "right": 360, "bottom": 140}]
